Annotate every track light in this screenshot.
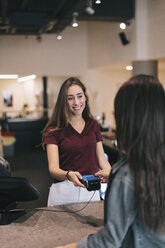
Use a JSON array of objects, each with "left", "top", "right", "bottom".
[
  {"left": 120, "top": 21, "right": 131, "bottom": 30},
  {"left": 95, "top": 0, "right": 101, "bottom": 4},
  {"left": 86, "top": 0, "right": 95, "bottom": 15},
  {"left": 119, "top": 32, "right": 130, "bottom": 45},
  {"left": 72, "top": 12, "right": 79, "bottom": 28},
  {"left": 56, "top": 33, "right": 62, "bottom": 40},
  {"left": 120, "top": 23, "right": 126, "bottom": 30}
]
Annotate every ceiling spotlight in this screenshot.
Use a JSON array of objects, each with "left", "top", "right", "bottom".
[
  {"left": 86, "top": 0, "right": 95, "bottom": 15},
  {"left": 126, "top": 65, "right": 133, "bottom": 71},
  {"left": 56, "top": 33, "right": 62, "bottom": 40},
  {"left": 120, "top": 23, "right": 126, "bottom": 30},
  {"left": 95, "top": 0, "right": 101, "bottom": 4},
  {"left": 72, "top": 12, "right": 79, "bottom": 28}
]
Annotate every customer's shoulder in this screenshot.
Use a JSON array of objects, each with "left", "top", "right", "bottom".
[{"left": 112, "top": 157, "right": 133, "bottom": 186}]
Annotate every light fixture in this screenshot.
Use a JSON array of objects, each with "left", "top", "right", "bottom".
[
  {"left": 0, "top": 75, "right": 19, "bottom": 79},
  {"left": 120, "top": 23, "right": 126, "bottom": 30},
  {"left": 56, "top": 33, "right": 62, "bottom": 40},
  {"left": 95, "top": 0, "right": 101, "bottom": 4},
  {"left": 18, "top": 74, "right": 36, "bottom": 83},
  {"left": 126, "top": 65, "right": 133, "bottom": 71},
  {"left": 72, "top": 12, "right": 79, "bottom": 28},
  {"left": 86, "top": 0, "right": 95, "bottom": 15},
  {"left": 120, "top": 21, "right": 131, "bottom": 30},
  {"left": 119, "top": 32, "right": 130, "bottom": 45}
]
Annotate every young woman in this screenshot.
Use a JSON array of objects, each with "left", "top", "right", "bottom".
[
  {"left": 43, "top": 77, "right": 111, "bottom": 206},
  {"left": 56, "top": 74, "right": 165, "bottom": 248}
]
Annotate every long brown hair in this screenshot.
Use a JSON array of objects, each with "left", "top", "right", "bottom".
[
  {"left": 43, "top": 77, "right": 92, "bottom": 136},
  {"left": 114, "top": 74, "right": 165, "bottom": 230}
]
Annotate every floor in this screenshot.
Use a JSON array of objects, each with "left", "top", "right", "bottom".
[{"left": 6, "top": 148, "right": 52, "bottom": 209}]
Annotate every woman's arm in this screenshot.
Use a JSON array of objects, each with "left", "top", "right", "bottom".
[
  {"left": 47, "top": 144, "right": 66, "bottom": 180},
  {"left": 47, "top": 144, "right": 85, "bottom": 187},
  {"left": 95, "top": 141, "right": 111, "bottom": 181}
]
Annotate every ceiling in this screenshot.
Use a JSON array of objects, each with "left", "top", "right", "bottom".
[{"left": 0, "top": 0, "right": 135, "bottom": 36}]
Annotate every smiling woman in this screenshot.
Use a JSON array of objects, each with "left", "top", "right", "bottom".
[
  {"left": 67, "top": 84, "right": 86, "bottom": 117},
  {"left": 42, "top": 77, "right": 111, "bottom": 206}
]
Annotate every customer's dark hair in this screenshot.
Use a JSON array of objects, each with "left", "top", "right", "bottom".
[
  {"left": 114, "top": 74, "right": 165, "bottom": 230},
  {"left": 43, "top": 77, "right": 92, "bottom": 136}
]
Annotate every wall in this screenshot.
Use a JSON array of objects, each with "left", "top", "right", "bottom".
[
  {"left": 147, "top": 0, "right": 165, "bottom": 59},
  {"left": 87, "top": 0, "right": 165, "bottom": 67},
  {"left": 0, "top": 22, "right": 88, "bottom": 76},
  {"left": 83, "top": 66, "right": 132, "bottom": 127},
  {"left": 0, "top": 76, "right": 67, "bottom": 114},
  {"left": 87, "top": 21, "right": 136, "bottom": 68},
  {"left": 0, "top": 1, "right": 165, "bottom": 74},
  {"left": 0, "top": 77, "right": 42, "bottom": 115}
]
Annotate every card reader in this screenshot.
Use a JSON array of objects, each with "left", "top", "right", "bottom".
[{"left": 80, "top": 175, "right": 101, "bottom": 191}]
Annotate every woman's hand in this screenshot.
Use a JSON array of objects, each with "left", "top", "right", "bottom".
[
  {"left": 55, "top": 242, "right": 77, "bottom": 248},
  {"left": 95, "top": 142, "right": 112, "bottom": 183},
  {"left": 95, "top": 167, "right": 111, "bottom": 183},
  {"left": 67, "top": 171, "right": 85, "bottom": 188}
]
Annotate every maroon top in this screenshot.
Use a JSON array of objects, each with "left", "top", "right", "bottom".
[{"left": 44, "top": 118, "right": 102, "bottom": 177}]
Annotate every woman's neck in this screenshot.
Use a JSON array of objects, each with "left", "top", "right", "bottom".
[
  {"left": 69, "top": 116, "right": 85, "bottom": 134},
  {"left": 69, "top": 115, "right": 84, "bottom": 124}
]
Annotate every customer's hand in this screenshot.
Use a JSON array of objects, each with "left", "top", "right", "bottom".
[
  {"left": 68, "top": 171, "right": 85, "bottom": 188},
  {"left": 95, "top": 167, "right": 111, "bottom": 183},
  {"left": 55, "top": 242, "right": 77, "bottom": 248}
]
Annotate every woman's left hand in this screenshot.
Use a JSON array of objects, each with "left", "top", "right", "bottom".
[
  {"left": 95, "top": 167, "right": 111, "bottom": 183},
  {"left": 55, "top": 242, "right": 77, "bottom": 248}
]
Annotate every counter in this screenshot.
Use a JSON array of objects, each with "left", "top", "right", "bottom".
[
  {"left": 0, "top": 201, "right": 104, "bottom": 248},
  {"left": 6, "top": 117, "right": 48, "bottom": 153}
]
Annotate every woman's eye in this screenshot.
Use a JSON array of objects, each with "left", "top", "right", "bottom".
[
  {"left": 67, "top": 97, "right": 73, "bottom": 101},
  {"left": 78, "top": 95, "right": 82, "bottom": 98}
]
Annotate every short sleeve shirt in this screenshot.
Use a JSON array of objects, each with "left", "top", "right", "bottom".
[{"left": 44, "top": 118, "right": 102, "bottom": 176}]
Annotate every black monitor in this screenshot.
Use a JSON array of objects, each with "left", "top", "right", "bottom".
[{"left": 0, "top": 177, "right": 40, "bottom": 225}]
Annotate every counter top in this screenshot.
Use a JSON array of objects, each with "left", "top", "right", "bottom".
[
  {"left": 0, "top": 201, "right": 104, "bottom": 248},
  {"left": 7, "top": 117, "right": 47, "bottom": 123}
]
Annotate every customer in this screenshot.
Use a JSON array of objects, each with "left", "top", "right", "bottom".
[
  {"left": 43, "top": 77, "right": 111, "bottom": 206},
  {"left": 56, "top": 74, "right": 165, "bottom": 248}
]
